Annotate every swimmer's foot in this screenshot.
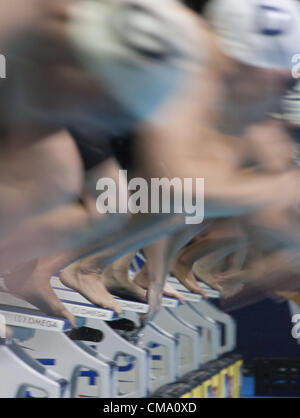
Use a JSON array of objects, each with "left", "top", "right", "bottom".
[
  {"left": 4, "top": 260, "right": 76, "bottom": 327},
  {"left": 163, "top": 282, "right": 185, "bottom": 303},
  {"left": 217, "top": 249, "right": 300, "bottom": 299},
  {"left": 173, "top": 238, "right": 247, "bottom": 293},
  {"left": 102, "top": 264, "right": 147, "bottom": 302},
  {"left": 172, "top": 260, "right": 208, "bottom": 296},
  {"left": 134, "top": 265, "right": 185, "bottom": 303},
  {"left": 193, "top": 270, "right": 222, "bottom": 292},
  {"left": 60, "top": 261, "right": 122, "bottom": 314},
  {"left": 192, "top": 241, "right": 249, "bottom": 292}
]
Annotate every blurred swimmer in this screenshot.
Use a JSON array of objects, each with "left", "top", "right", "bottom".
[
  {"left": 45, "top": 0, "right": 300, "bottom": 319},
  {"left": 125, "top": 0, "right": 300, "bottom": 316},
  {"left": 57, "top": 0, "right": 300, "bottom": 319},
  {"left": 3, "top": 0, "right": 300, "bottom": 321},
  {"left": 0, "top": 0, "right": 207, "bottom": 322}
]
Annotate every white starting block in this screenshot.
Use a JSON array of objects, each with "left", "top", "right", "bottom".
[
  {"left": 0, "top": 303, "right": 117, "bottom": 398},
  {"left": 0, "top": 276, "right": 179, "bottom": 399},
  {"left": 144, "top": 323, "right": 178, "bottom": 392},
  {"left": 0, "top": 258, "right": 233, "bottom": 400},
  {"left": 50, "top": 276, "right": 180, "bottom": 398},
  {"left": 51, "top": 276, "right": 180, "bottom": 312},
  {"left": 163, "top": 270, "right": 235, "bottom": 362},
  {"left": 0, "top": 339, "right": 70, "bottom": 398},
  {"left": 0, "top": 289, "right": 117, "bottom": 322},
  {"left": 18, "top": 325, "right": 118, "bottom": 398},
  {"left": 0, "top": 288, "right": 150, "bottom": 398},
  {"left": 0, "top": 309, "right": 70, "bottom": 398},
  {"left": 191, "top": 300, "right": 236, "bottom": 355},
  {"left": 124, "top": 311, "right": 179, "bottom": 393},
  {"left": 0, "top": 285, "right": 151, "bottom": 398},
  {"left": 171, "top": 302, "right": 221, "bottom": 363},
  {"left": 82, "top": 317, "right": 151, "bottom": 398},
  {"left": 153, "top": 308, "right": 201, "bottom": 376}
]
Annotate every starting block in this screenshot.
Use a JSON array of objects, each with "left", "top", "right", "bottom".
[
  {"left": 153, "top": 308, "right": 201, "bottom": 376},
  {"left": 171, "top": 302, "right": 221, "bottom": 363},
  {"left": 124, "top": 311, "right": 179, "bottom": 393},
  {"left": 82, "top": 316, "right": 151, "bottom": 398},
  {"left": 0, "top": 309, "right": 70, "bottom": 398},
  {"left": 191, "top": 300, "right": 236, "bottom": 355},
  {"left": 17, "top": 324, "right": 118, "bottom": 398}
]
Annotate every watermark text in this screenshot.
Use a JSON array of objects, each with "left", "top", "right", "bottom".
[{"left": 95, "top": 171, "right": 204, "bottom": 225}]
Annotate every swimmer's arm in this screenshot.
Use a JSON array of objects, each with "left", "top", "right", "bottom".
[
  {"left": 203, "top": 168, "right": 299, "bottom": 216},
  {"left": 136, "top": 122, "right": 299, "bottom": 216}
]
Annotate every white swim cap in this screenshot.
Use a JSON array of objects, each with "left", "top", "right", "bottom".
[
  {"left": 67, "top": 0, "right": 204, "bottom": 120},
  {"left": 205, "top": 0, "right": 300, "bottom": 69}
]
